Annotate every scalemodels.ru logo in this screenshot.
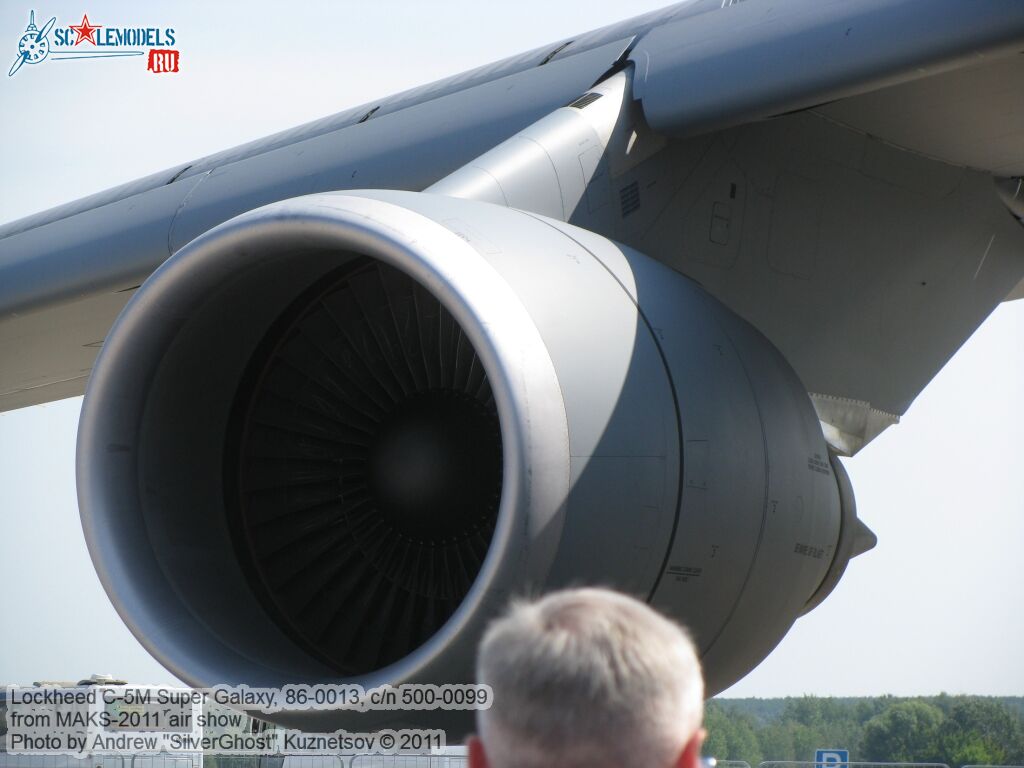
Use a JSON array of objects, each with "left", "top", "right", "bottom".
[{"left": 8, "top": 9, "right": 180, "bottom": 76}]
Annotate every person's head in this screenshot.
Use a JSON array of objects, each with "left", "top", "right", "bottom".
[{"left": 468, "top": 587, "right": 705, "bottom": 768}]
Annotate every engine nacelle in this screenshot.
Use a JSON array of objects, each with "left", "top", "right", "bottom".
[{"left": 78, "top": 190, "right": 854, "bottom": 730}]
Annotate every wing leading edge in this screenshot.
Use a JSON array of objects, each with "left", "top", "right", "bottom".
[{"left": 2, "top": 0, "right": 1024, "bottom": 415}]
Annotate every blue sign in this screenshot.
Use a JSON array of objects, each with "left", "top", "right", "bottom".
[{"left": 815, "top": 749, "right": 850, "bottom": 767}]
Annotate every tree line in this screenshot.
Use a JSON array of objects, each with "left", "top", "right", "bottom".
[{"left": 705, "top": 696, "right": 1024, "bottom": 767}]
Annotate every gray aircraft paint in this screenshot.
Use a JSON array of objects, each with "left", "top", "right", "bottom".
[
  {"left": 76, "top": 189, "right": 847, "bottom": 725},
  {"left": 1, "top": 0, "right": 1023, "bottom": 726},
  {"left": 2, "top": 0, "right": 1023, "bottom": 422}
]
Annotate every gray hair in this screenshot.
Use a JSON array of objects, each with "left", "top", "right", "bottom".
[{"left": 475, "top": 587, "right": 704, "bottom": 768}]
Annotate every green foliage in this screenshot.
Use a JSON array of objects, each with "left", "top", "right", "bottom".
[
  {"left": 705, "top": 702, "right": 765, "bottom": 766},
  {"left": 936, "top": 699, "right": 1024, "bottom": 766},
  {"left": 704, "top": 696, "right": 1024, "bottom": 767},
  {"left": 861, "top": 701, "right": 944, "bottom": 762}
]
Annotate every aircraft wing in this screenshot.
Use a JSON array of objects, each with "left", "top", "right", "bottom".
[
  {"left": 2, "top": 0, "right": 1023, "bottom": 419},
  {"left": 633, "top": 0, "right": 1024, "bottom": 171}
]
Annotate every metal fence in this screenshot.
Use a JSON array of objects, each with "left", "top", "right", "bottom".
[
  {"left": 0, "top": 757, "right": 124, "bottom": 768},
  {"left": 7, "top": 757, "right": 1021, "bottom": 768},
  {"left": 0, "top": 758, "right": 200, "bottom": 768},
  {"left": 350, "top": 757, "right": 466, "bottom": 768},
  {"left": 0, "top": 758, "right": 469, "bottom": 768}
]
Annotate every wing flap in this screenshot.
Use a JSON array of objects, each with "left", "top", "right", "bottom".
[
  {"left": 815, "top": 54, "right": 1024, "bottom": 176},
  {"left": 631, "top": 0, "right": 1024, "bottom": 161},
  {"left": 0, "top": 289, "right": 135, "bottom": 412}
]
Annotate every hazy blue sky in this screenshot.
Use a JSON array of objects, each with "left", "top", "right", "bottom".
[{"left": 0, "top": 0, "right": 1021, "bottom": 696}]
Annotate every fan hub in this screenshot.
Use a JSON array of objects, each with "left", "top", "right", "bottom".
[{"left": 368, "top": 391, "right": 500, "bottom": 542}]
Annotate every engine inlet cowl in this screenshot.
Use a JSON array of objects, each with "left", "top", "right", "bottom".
[{"left": 79, "top": 189, "right": 849, "bottom": 731}]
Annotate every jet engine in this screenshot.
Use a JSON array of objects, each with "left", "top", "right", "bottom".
[{"left": 77, "top": 189, "right": 862, "bottom": 730}]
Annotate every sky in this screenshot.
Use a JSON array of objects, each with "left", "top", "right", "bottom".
[{"left": 0, "top": 0, "right": 1022, "bottom": 697}]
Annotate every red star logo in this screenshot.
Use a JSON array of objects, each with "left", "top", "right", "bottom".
[{"left": 69, "top": 13, "right": 102, "bottom": 46}]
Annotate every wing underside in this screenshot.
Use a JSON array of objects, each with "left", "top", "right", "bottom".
[{"left": 1, "top": 0, "right": 1023, "bottom": 417}]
